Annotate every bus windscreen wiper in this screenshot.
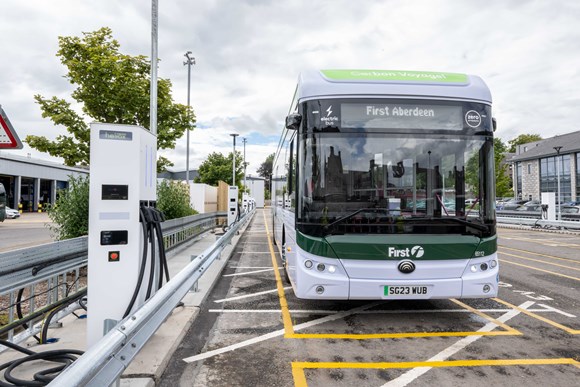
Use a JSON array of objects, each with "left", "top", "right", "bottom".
[
  {"left": 404, "top": 216, "right": 490, "bottom": 233},
  {"left": 323, "top": 208, "right": 391, "bottom": 235}
]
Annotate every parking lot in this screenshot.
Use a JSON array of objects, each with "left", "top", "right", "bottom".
[{"left": 160, "top": 209, "right": 579, "bottom": 386}]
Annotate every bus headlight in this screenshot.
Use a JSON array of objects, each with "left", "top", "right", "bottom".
[
  {"left": 480, "top": 263, "right": 488, "bottom": 271},
  {"left": 328, "top": 265, "right": 336, "bottom": 274},
  {"left": 471, "top": 265, "right": 478, "bottom": 273},
  {"left": 317, "top": 263, "right": 326, "bottom": 272},
  {"left": 304, "top": 260, "right": 313, "bottom": 269},
  {"left": 490, "top": 260, "right": 497, "bottom": 268},
  {"left": 483, "top": 284, "right": 491, "bottom": 293}
]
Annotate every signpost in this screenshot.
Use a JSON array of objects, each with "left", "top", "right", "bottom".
[{"left": 0, "top": 105, "right": 23, "bottom": 149}]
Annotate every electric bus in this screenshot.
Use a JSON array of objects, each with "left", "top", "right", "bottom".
[{"left": 272, "top": 69, "right": 498, "bottom": 300}]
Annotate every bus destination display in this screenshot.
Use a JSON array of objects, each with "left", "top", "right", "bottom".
[{"left": 341, "top": 103, "right": 463, "bottom": 130}]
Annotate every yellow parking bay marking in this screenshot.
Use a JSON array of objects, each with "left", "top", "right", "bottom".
[
  {"left": 263, "top": 212, "right": 520, "bottom": 340},
  {"left": 450, "top": 299, "right": 520, "bottom": 334},
  {"left": 499, "top": 251, "right": 580, "bottom": 272},
  {"left": 499, "top": 245, "right": 580, "bottom": 264},
  {"left": 263, "top": 211, "right": 295, "bottom": 336},
  {"left": 499, "top": 234, "right": 580, "bottom": 248},
  {"left": 494, "top": 298, "right": 579, "bottom": 335},
  {"left": 500, "top": 259, "right": 580, "bottom": 282},
  {"left": 292, "top": 358, "right": 580, "bottom": 386}
]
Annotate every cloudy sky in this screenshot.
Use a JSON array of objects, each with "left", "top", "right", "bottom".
[{"left": 1, "top": 0, "right": 579, "bottom": 175}]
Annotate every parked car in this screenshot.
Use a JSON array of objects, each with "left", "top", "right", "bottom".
[
  {"left": 497, "top": 199, "right": 527, "bottom": 211},
  {"left": 516, "top": 204, "right": 542, "bottom": 212},
  {"left": 560, "top": 205, "right": 580, "bottom": 214},
  {"left": 5, "top": 207, "right": 20, "bottom": 219}
]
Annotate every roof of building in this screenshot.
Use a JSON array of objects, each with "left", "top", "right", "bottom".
[
  {"left": 508, "top": 130, "right": 580, "bottom": 162},
  {"left": 0, "top": 152, "right": 89, "bottom": 173}
]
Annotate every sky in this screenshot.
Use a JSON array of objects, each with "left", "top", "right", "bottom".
[{"left": 1, "top": 0, "right": 579, "bottom": 176}]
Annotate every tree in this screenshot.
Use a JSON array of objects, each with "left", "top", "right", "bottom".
[
  {"left": 257, "top": 153, "right": 274, "bottom": 197},
  {"left": 507, "top": 134, "right": 543, "bottom": 153},
  {"left": 25, "top": 27, "right": 195, "bottom": 172},
  {"left": 195, "top": 151, "right": 245, "bottom": 190},
  {"left": 494, "top": 138, "right": 512, "bottom": 197}
]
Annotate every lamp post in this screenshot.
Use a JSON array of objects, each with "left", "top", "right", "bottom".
[
  {"left": 242, "top": 137, "right": 247, "bottom": 191},
  {"left": 183, "top": 51, "right": 195, "bottom": 183},
  {"left": 553, "top": 146, "right": 562, "bottom": 220},
  {"left": 230, "top": 134, "right": 239, "bottom": 186}
]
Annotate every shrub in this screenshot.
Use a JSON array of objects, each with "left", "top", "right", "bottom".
[
  {"left": 156, "top": 180, "right": 198, "bottom": 220},
  {"left": 47, "top": 175, "right": 90, "bottom": 240}
]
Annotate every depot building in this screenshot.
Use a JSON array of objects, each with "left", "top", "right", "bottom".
[{"left": 0, "top": 152, "right": 88, "bottom": 212}]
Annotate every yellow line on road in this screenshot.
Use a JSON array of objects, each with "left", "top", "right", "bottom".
[
  {"left": 263, "top": 211, "right": 295, "bottom": 336},
  {"left": 499, "top": 234, "right": 580, "bottom": 248},
  {"left": 450, "top": 298, "right": 521, "bottom": 334},
  {"left": 499, "top": 251, "right": 580, "bottom": 272},
  {"left": 500, "top": 259, "right": 580, "bottom": 282},
  {"left": 289, "top": 331, "right": 517, "bottom": 339},
  {"left": 499, "top": 245, "right": 580, "bottom": 264},
  {"left": 494, "top": 298, "right": 579, "bottom": 335}
]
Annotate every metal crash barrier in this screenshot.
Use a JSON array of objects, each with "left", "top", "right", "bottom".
[{"left": 49, "top": 208, "right": 254, "bottom": 386}]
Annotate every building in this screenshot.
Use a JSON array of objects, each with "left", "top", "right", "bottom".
[
  {"left": 0, "top": 152, "right": 89, "bottom": 211},
  {"left": 508, "top": 131, "right": 580, "bottom": 202}
]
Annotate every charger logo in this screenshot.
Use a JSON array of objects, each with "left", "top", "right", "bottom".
[{"left": 388, "top": 245, "right": 425, "bottom": 258}]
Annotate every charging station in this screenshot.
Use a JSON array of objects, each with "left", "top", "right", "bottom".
[
  {"left": 87, "top": 123, "right": 159, "bottom": 348},
  {"left": 227, "top": 186, "right": 239, "bottom": 226},
  {"left": 541, "top": 192, "right": 556, "bottom": 221},
  {"left": 242, "top": 193, "right": 249, "bottom": 214}
]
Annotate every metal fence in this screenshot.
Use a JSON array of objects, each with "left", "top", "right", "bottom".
[
  {"left": 0, "top": 211, "right": 226, "bottom": 351},
  {"left": 50, "top": 209, "right": 254, "bottom": 386}
]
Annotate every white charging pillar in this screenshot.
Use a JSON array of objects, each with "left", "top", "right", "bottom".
[
  {"left": 541, "top": 192, "right": 556, "bottom": 221},
  {"left": 87, "top": 123, "right": 157, "bottom": 348},
  {"left": 227, "top": 186, "right": 239, "bottom": 226},
  {"left": 242, "top": 193, "right": 249, "bottom": 213}
]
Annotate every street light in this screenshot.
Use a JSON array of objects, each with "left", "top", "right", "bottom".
[
  {"left": 183, "top": 51, "right": 195, "bottom": 183},
  {"left": 230, "top": 134, "right": 239, "bottom": 186},
  {"left": 553, "top": 146, "right": 562, "bottom": 220},
  {"left": 242, "top": 137, "right": 247, "bottom": 191}
]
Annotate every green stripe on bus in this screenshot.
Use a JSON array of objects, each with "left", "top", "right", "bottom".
[{"left": 320, "top": 70, "right": 469, "bottom": 84}]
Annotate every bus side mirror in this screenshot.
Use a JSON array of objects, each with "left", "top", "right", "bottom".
[
  {"left": 285, "top": 113, "right": 302, "bottom": 130},
  {"left": 492, "top": 117, "right": 497, "bottom": 132}
]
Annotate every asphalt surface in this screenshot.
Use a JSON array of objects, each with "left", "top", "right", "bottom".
[
  {"left": 160, "top": 209, "right": 580, "bottom": 386},
  {"left": 0, "top": 212, "right": 54, "bottom": 252}
]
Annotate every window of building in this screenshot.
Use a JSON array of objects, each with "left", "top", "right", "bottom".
[
  {"left": 527, "top": 163, "right": 531, "bottom": 174},
  {"left": 516, "top": 162, "right": 522, "bottom": 199},
  {"left": 576, "top": 153, "right": 580, "bottom": 199},
  {"left": 540, "top": 154, "right": 571, "bottom": 202}
]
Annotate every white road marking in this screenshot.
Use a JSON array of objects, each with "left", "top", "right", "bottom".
[
  {"left": 538, "top": 303, "right": 577, "bottom": 318},
  {"left": 228, "top": 266, "right": 278, "bottom": 269},
  {"left": 183, "top": 302, "right": 379, "bottom": 363},
  {"left": 222, "top": 268, "right": 278, "bottom": 277},
  {"left": 206, "top": 307, "right": 568, "bottom": 315},
  {"left": 213, "top": 287, "right": 292, "bottom": 303},
  {"left": 381, "top": 301, "right": 534, "bottom": 387}
]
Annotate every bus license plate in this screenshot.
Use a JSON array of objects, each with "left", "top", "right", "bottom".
[{"left": 384, "top": 285, "right": 428, "bottom": 296}]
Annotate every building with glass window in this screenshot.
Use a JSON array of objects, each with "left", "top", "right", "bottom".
[{"left": 508, "top": 131, "right": 580, "bottom": 203}]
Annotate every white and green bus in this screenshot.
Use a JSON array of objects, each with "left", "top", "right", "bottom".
[{"left": 272, "top": 69, "right": 498, "bottom": 300}]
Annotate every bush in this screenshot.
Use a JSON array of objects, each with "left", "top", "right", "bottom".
[
  {"left": 156, "top": 180, "right": 198, "bottom": 220},
  {"left": 47, "top": 175, "right": 90, "bottom": 240}
]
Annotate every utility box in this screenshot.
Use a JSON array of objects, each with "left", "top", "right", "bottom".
[
  {"left": 87, "top": 123, "right": 157, "bottom": 348},
  {"left": 227, "top": 186, "right": 238, "bottom": 226}
]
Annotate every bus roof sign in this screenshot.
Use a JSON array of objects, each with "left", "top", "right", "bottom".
[
  {"left": 320, "top": 69, "right": 469, "bottom": 84},
  {"left": 0, "top": 105, "right": 24, "bottom": 149}
]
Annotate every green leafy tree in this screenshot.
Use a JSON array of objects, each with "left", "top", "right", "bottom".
[
  {"left": 257, "top": 153, "right": 274, "bottom": 199},
  {"left": 494, "top": 138, "right": 512, "bottom": 197},
  {"left": 47, "top": 175, "right": 90, "bottom": 240},
  {"left": 195, "top": 151, "right": 245, "bottom": 191},
  {"left": 25, "top": 27, "right": 195, "bottom": 172},
  {"left": 507, "top": 134, "right": 542, "bottom": 153},
  {"left": 156, "top": 180, "right": 198, "bottom": 220}
]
